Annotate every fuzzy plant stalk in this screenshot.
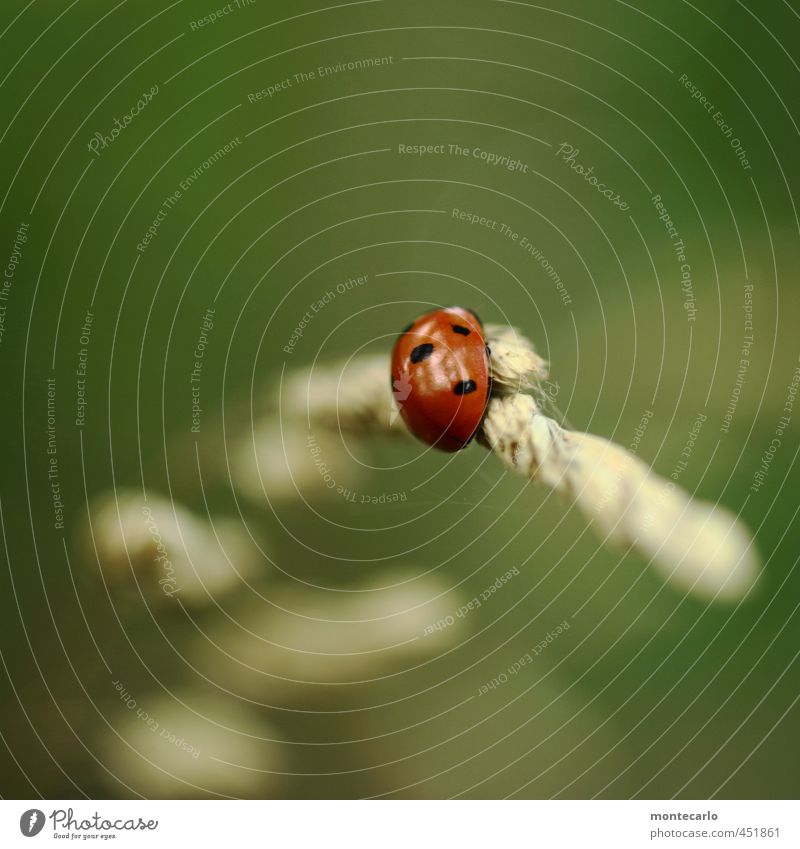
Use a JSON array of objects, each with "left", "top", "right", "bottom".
[{"left": 278, "top": 325, "right": 760, "bottom": 601}]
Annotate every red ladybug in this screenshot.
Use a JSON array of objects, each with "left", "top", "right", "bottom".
[{"left": 391, "top": 306, "right": 491, "bottom": 451}]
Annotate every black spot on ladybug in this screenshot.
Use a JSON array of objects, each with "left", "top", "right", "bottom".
[
  {"left": 453, "top": 379, "right": 477, "bottom": 395},
  {"left": 451, "top": 324, "right": 471, "bottom": 335},
  {"left": 410, "top": 343, "right": 434, "bottom": 363}
]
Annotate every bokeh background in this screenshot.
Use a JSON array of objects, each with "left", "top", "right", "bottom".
[{"left": 0, "top": 0, "right": 798, "bottom": 799}]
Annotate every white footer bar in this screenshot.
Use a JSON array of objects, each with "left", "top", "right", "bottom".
[{"left": 3, "top": 799, "right": 796, "bottom": 848}]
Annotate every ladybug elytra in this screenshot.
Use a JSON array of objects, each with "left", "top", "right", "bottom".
[{"left": 391, "top": 306, "right": 491, "bottom": 452}]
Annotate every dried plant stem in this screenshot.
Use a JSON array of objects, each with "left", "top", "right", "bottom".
[
  {"left": 279, "top": 326, "right": 547, "bottom": 435},
  {"left": 281, "top": 353, "right": 405, "bottom": 437},
  {"left": 480, "top": 394, "right": 759, "bottom": 601},
  {"left": 276, "top": 326, "right": 760, "bottom": 600}
]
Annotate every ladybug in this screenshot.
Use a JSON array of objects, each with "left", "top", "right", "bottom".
[{"left": 391, "top": 306, "right": 491, "bottom": 452}]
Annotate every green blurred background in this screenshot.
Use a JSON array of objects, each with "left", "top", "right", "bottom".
[{"left": 0, "top": 0, "right": 798, "bottom": 799}]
